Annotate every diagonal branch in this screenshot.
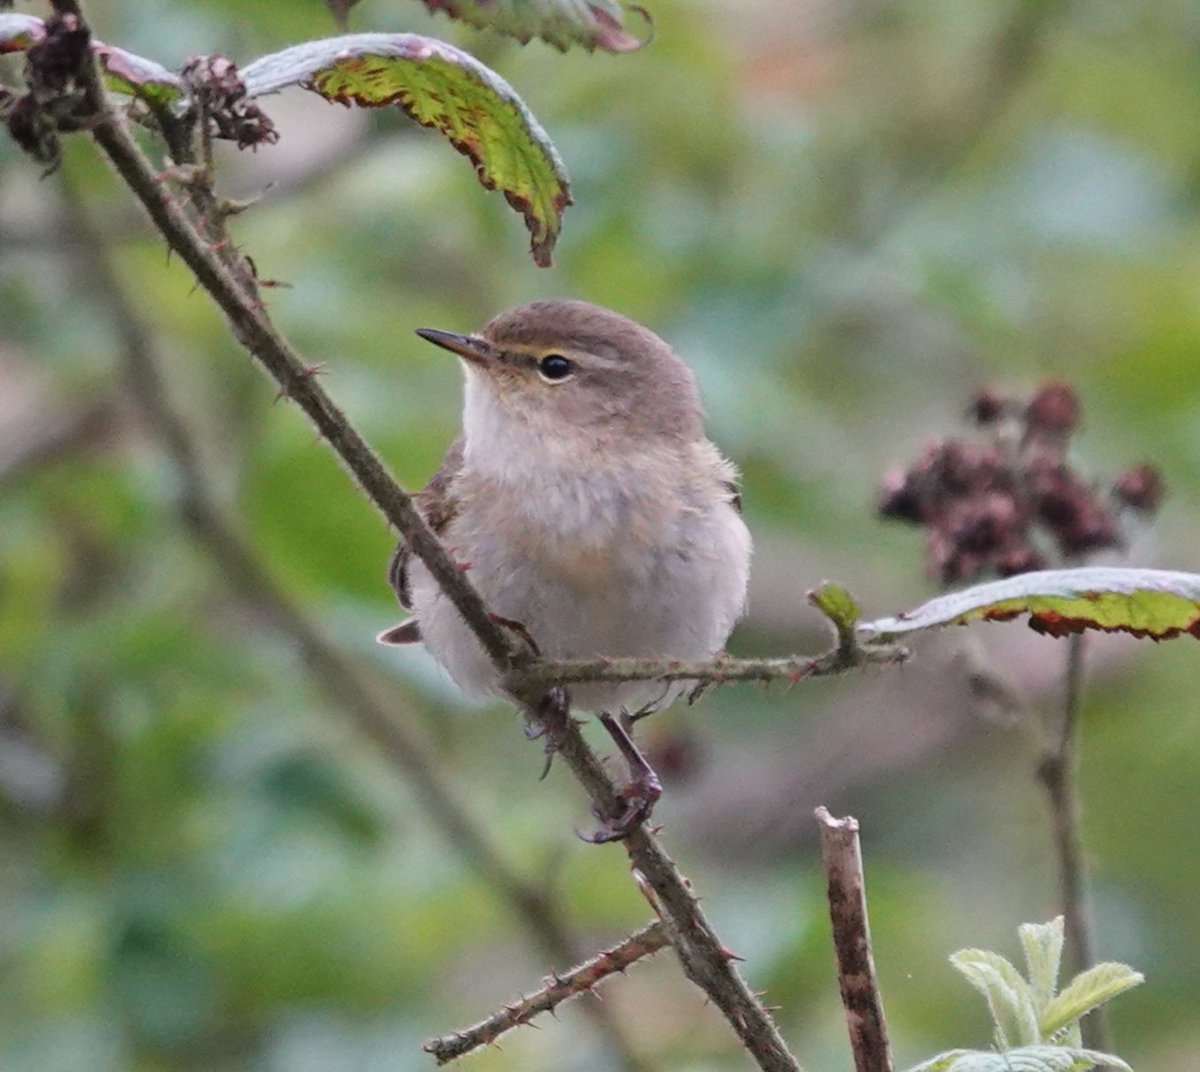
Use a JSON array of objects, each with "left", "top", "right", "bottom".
[
  {"left": 48, "top": 3, "right": 522, "bottom": 675},
  {"left": 57, "top": 175, "right": 650, "bottom": 1072},
  {"left": 49, "top": 12, "right": 806, "bottom": 1068},
  {"left": 425, "top": 920, "right": 670, "bottom": 1064}
]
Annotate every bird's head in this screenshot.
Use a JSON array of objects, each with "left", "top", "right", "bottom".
[{"left": 416, "top": 300, "right": 704, "bottom": 448}]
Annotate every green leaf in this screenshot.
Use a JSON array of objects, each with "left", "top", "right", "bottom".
[
  {"left": 95, "top": 43, "right": 185, "bottom": 107},
  {"left": 1020, "top": 917, "right": 1065, "bottom": 1016},
  {"left": 240, "top": 33, "right": 571, "bottom": 266},
  {"left": 904, "top": 1051, "right": 975, "bottom": 1072},
  {"left": 859, "top": 568, "right": 1200, "bottom": 643},
  {"left": 1040, "top": 962, "right": 1145, "bottom": 1038},
  {"left": 950, "top": 949, "right": 1040, "bottom": 1049},
  {"left": 0, "top": 12, "right": 44, "bottom": 52},
  {"left": 1056, "top": 1048, "right": 1134, "bottom": 1072},
  {"left": 416, "top": 0, "right": 648, "bottom": 53},
  {"left": 904, "top": 1046, "right": 1133, "bottom": 1072},
  {"left": 807, "top": 582, "right": 860, "bottom": 646}
]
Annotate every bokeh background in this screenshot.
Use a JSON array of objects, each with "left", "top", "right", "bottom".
[{"left": 3, "top": 0, "right": 1200, "bottom": 1069}]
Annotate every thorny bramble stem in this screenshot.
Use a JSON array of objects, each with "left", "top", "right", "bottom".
[
  {"left": 28, "top": 9, "right": 913, "bottom": 1067},
  {"left": 425, "top": 921, "right": 670, "bottom": 1064}
]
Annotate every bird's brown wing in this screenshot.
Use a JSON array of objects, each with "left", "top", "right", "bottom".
[{"left": 380, "top": 437, "right": 464, "bottom": 644}]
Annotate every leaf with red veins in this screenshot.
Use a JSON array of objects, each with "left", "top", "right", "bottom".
[
  {"left": 859, "top": 567, "right": 1200, "bottom": 643},
  {"left": 240, "top": 34, "right": 570, "bottom": 266},
  {"left": 419, "top": 0, "right": 648, "bottom": 53},
  {"left": 0, "top": 13, "right": 45, "bottom": 53}
]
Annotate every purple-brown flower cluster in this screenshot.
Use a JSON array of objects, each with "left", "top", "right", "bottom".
[
  {"left": 879, "top": 382, "right": 1165, "bottom": 584},
  {"left": 181, "top": 55, "right": 278, "bottom": 150}
]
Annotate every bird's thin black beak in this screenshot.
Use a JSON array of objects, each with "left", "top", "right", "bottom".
[{"left": 415, "top": 328, "right": 494, "bottom": 366}]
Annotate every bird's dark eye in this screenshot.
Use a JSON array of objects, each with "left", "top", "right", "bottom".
[{"left": 537, "top": 354, "right": 575, "bottom": 382}]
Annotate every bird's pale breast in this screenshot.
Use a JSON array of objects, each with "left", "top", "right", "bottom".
[{"left": 409, "top": 442, "right": 751, "bottom": 713}]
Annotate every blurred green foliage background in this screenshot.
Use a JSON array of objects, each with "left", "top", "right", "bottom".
[{"left": 3, "top": 0, "right": 1200, "bottom": 1069}]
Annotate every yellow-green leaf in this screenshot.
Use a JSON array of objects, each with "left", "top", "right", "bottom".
[
  {"left": 1040, "top": 963, "right": 1145, "bottom": 1039},
  {"left": 859, "top": 568, "right": 1200, "bottom": 643},
  {"left": 95, "top": 43, "right": 185, "bottom": 107},
  {"left": 1020, "top": 918, "right": 1065, "bottom": 1016},
  {"left": 241, "top": 34, "right": 570, "bottom": 266},
  {"left": 0, "top": 12, "right": 45, "bottom": 53},
  {"left": 950, "top": 949, "right": 1039, "bottom": 1050},
  {"left": 808, "top": 582, "right": 860, "bottom": 649}
]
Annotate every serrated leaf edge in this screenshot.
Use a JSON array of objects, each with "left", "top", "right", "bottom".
[
  {"left": 1040, "top": 963, "right": 1144, "bottom": 1038},
  {"left": 1020, "top": 917, "right": 1065, "bottom": 1016},
  {"left": 240, "top": 33, "right": 570, "bottom": 265},
  {"left": 951, "top": 949, "right": 1040, "bottom": 1049},
  {"left": 858, "top": 567, "right": 1200, "bottom": 642}
]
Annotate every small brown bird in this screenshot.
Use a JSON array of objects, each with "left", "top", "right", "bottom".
[{"left": 380, "top": 300, "right": 751, "bottom": 838}]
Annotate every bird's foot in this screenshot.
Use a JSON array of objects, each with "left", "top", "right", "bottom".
[
  {"left": 581, "top": 773, "right": 663, "bottom": 844},
  {"left": 522, "top": 686, "right": 572, "bottom": 780},
  {"left": 622, "top": 700, "right": 660, "bottom": 728},
  {"left": 579, "top": 711, "right": 663, "bottom": 843}
]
